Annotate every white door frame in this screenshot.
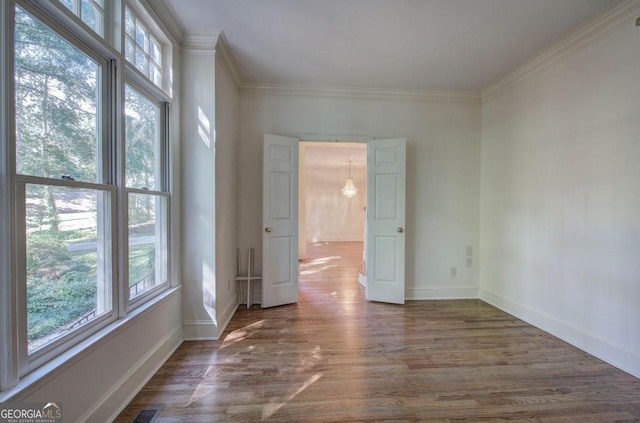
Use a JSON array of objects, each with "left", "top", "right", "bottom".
[{"left": 295, "top": 134, "right": 406, "bottom": 304}]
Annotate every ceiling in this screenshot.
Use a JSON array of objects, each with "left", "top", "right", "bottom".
[{"left": 165, "top": 0, "right": 617, "bottom": 92}]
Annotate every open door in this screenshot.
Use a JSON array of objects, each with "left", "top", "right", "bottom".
[
  {"left": 262, "top": 134, "right": 299, "bottom": 308},
  {"left": 366, "top": 138, "right": 406, "bottom": 304}
]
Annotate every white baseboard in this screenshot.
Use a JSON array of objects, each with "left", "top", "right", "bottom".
[
  {"left": 86, "top": 325, "right": 184, "bottom": 423},
  {"left": 182, "top": 320, "right": 220, "bottom": 340},
  {"left": 216, "top": 299, "right": 240, "bottom": 338},
  {"left": 479, "top": 289, "right": 640, "bottom": 379},
  {"left": 406, "top": 286, "right": 478, "bottom": 300}
]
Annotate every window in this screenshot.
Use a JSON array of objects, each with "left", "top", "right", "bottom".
[
  {"left": 125, "top": 6, "right": 163, "bottom": 87},
  {"left": 125, "top": 85, "right": 169, "bottom": 300},
  {"left": 57, "top": 0, "right": 105, "bottom": 37},
  {"left": 0, "top": 0, "right": 174, "bottom": 386},
  {"left": 15, "top": 6, "right": 113, "bottom": 359}
]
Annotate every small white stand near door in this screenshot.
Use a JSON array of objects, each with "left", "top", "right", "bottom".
[{"left": 236, "top": 248, "right": 261, "bottom": 308}]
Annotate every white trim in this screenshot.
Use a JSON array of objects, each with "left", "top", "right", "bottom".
[
  {"left": 215, "top": 32, "right": 242, "bottom": 89},
  {"left": 183, "top": 34, "right": 217, "bottom": 52},
  {"left": 83, "top": 325, "right": 183, "bottom": 423},
  {"left": 216, "top": 299, "right": 239, "bottom": 338},
  {"left": 182, "top": 300, "right": 238, "bottom": 340},
  {"left": 0, "top": 287, "right": 181, "bottom": 402},
  {"left": 0, "top": 0, "right": 18, "bottom": 392},
  {"left": 405, "top": 286, "right": 479, "bottom": 300},
  {"left": 482, "top": 0, "right": 640, "bottom": 102},
  {"left": 182, "top": 320, "right": 220, "bottom": 341},
  {"left": 479, "top": 289, "right": 640, "bottom": 379},
  {"left": 242, "top": 82, "right": 481, "bottom": 104},
  {"left": 142, "top": 0, "right": 184, "bottom": 44}
]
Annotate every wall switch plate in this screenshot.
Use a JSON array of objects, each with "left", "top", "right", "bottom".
[
  {"left": 466, "top": 257, "right": 472, "bottom": 268},
  {"left": 450, "top": 267, "right": 457, "bottom": 277}
]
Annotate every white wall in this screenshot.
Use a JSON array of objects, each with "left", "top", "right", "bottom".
[
  {"left": 238, "top": 92, "right": 481, "bottom": 299},
  {"left": 181, "top": 38, "right": 241, "bottom": 339},
  {"left": 7, "top": 293, "right": 182, "bottom": 423},
  {"left": 304, "top": 150, "right": 367, "bottom": 243},
  {"left": 214, "top": 49, "right": 240, "bottom": 331},
  {"left": 480, "top": 14, "right": 640, "bottom": 377},
  {"left": 181, "top": 50, "right": 218, "bottom": 338}
]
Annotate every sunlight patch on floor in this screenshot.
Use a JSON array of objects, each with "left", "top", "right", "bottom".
[
  {"left": 220, "top": 319, "right": 265, "bottom": 350},
  {"left": 261, "top": 373, "right": 323, "bottom": 420}
]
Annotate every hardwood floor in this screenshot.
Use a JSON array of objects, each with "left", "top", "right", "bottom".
[{"left": 116, "top": 242, "right": 640, "bottom": 422}]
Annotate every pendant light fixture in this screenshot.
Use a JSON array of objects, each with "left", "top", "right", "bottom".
[{"left": 341, "top": 160, "right": 358, "bottom": 198}]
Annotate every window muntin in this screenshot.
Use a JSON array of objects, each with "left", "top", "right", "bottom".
[
  {"left": 125, "top": 85, "right": 161, "bottom": 191},
  {"left": 14, "top": 5, "right": 113, "bottom": 362},
  {"left": 2, "top": 0, "right": 174, "bottom": 384},
  {"left": 25, "top": 184, "right": 112, "bottom": 354},
  {"left": 15, "top": 7, "right": 100, "bottom": 183},
  {"left": 57, "top": 0, "right": 105, "bottom": 37},
  {"left": 128, "top": 193, "right": 167, "bottom": 299},
  {"left": 125, "top": 6, "right": 163, "bottom": 88}
]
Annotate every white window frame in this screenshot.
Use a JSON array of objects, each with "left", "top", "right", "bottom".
[
  {"left": 55, "top": 0, "right": 106, "bottom": 37},
  {"left": 12, "top": 2, "right": 119, "bottom": 375},
  {"left": 122, "top": 79, "right": 171, "bottom": 310},
  {"left": 0, "top": 0, "right": 175, "bottom": 389},
  {"left": 124, "top": 1, "right": 172, "bottom": 95}
]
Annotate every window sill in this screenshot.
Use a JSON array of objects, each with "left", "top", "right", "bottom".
[{"left": 0, "top": 285, "right": 182, "bottom": 402}]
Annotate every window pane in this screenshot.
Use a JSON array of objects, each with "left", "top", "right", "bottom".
[
  {"left": 128, "top": 193, "right": 167, "bottom": 299},
  {"left": 15, "top": 8, "right": 100, "bottom": 183},
  {"left": 80, "top": 0, "right": 99, "bottom": 35},
  {"left": 135, "top": 48, "right": 148, "bottom": 74},
  {"left": 151, "top": 65, "right": 162, "bottom": 87},
  {"left": 125, "top": 86, "right": 161, "bottom": 190},
  {"left": 125, "top": 37, "right": 135, "bottom": 63},
  {"left": 125, "top": 8, "right": 135, "bottom": 37},
  {"left": 150, "top": 37, "right": 161, "bottom": 65},
  {"left": 59, "top": 0, "right": 75, "bottom": 13},
  {"left": 135, "top": 21, "right": 149, "bottom": 51},
  {"left": 56, "top": 0, "right": 103, "bottom": 36},
  {"left": 26, "top": 184, "right": 111, "bottom": 353}
]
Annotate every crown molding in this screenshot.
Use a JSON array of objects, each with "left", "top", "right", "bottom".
[
  {"left": 482, "top": 0, "right": 640, "bottom": 103},
  {"left": 141, "top": 0, "right": 185, "bottom": 44},
  {"left": 214, "top": 32, "right": 243, "bottom": 89},
  {"left": 182, "top": 33, "right": 243, "bottom": 89},
  {"left": 241, "top": 83, "right": 481, "bottom": 104},
  {"left": 183, "top": 34, "right": 218, "bottom": 52}
]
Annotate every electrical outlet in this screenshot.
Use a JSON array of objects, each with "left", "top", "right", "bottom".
[
  {"left": 227, "top": 279, "right": 231, "bottom": 291},
  {"left": 450, "top": 267, "right": 457, "bottom": 277}
]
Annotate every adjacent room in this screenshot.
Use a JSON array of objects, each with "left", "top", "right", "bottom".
[{"left": 0, "top": 0, "right": 639, "bottom": 421}]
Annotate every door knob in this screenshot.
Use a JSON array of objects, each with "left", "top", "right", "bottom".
[
  {"left": 397, "top": 227, "right": 404, "bottom": 233},
  {"left": 265, "top": 227, "right": 272, "bottom": 233}
]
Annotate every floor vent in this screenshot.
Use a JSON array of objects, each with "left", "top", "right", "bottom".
[{"left": 132, "top": 407, "right": 162, "bottom": 423}]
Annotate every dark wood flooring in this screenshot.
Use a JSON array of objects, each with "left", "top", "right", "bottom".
[{"left": 115, "top": 241, "right": 640, "bottom": 422}]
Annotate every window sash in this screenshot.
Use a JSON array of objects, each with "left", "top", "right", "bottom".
[
  {"left": 1, "top": 0, "right": 174, "bottom": 385},
  {"left": 126, "top": 190, "right": 169, "bottom": 304},
  {"left": 15, "top": 176, "right": 117, "bottom": 374},
  {"left": 124, "top": 5, "right": 163, "bottom": 89}
]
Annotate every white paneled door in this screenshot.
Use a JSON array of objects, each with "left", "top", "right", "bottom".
[
  {"left": 366, "top": 139, "right": 406, "bottom": 304},
  {"left": 262, "top": 134, "right": 299, "bottom": 308}
]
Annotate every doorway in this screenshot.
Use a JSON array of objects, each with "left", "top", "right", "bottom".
[
  {"left": 298, "top": 142, "right": 367, "bottom": 302},
  {"left": 262, "top": 134, "right": 406, "bottom": 308}
]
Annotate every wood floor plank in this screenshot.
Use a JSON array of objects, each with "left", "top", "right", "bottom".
[{"left": 115, "top": 241, "right": 640, "bottom": 422}]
